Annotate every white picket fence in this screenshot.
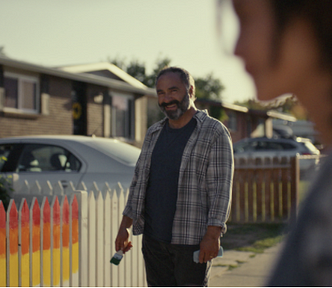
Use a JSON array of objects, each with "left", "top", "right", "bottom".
[{"left": 2, "top": 181, "right": 146, "bottom": 287}]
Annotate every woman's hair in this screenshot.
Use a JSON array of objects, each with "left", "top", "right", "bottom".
[
  {"left": 271, "top": 0, "right": 332, "bottom": 71},
  {"left": 156, "top": 66, "right": 196, "bottom": 100}
]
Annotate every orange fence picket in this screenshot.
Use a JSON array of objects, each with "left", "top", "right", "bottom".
[
  {"left": 62, "top": 196, "right": 70, "bottom": 286},
  {"left": 71, "top": 195, "right": 79, "bottom": 286},
  {"left": 52, "top": 197, "right": 61, "bottom": 287},
  {"left": 30, "top": 198, "right": 40, "bottom": 287},
  {"left": 41, "top": 197, "right": 51, "bottom": 287},
  {"left": 7, "top": 200, "right": 18, "bottom": 287}
]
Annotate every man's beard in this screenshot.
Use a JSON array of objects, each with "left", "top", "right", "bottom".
[{"left": 159, "top": 93, "right": 190, "bottom": 120}]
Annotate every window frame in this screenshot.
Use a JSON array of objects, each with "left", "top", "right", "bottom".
[
  {"left": 227, "top": 111, "right": 237, "bottom": 131},
  {"left": 110, "top": 91, "right": 135, "bottom": 141},
  {"left": 4, "top": 71, "right": 40, "bottom": 114}
]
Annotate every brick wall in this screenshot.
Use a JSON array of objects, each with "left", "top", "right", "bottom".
[{"left": 0, "top": 75, "right": 73, "bottom": 138}]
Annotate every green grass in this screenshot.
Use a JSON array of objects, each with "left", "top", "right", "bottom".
[{"left": 221, "top": 223, "right": 286, "bottom": 253}]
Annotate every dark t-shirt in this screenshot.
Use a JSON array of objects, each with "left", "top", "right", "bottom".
[{"left": 144, "top": 118, "right": 197, "bottom": 243}]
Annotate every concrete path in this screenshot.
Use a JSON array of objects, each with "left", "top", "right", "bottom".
[{"left": 209, "top": 242, "right": 283, "bottom": 287}]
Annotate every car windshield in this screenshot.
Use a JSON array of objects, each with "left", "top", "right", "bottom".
[{"left": 87, "top": 139, "right": 141, "bottom": 166}]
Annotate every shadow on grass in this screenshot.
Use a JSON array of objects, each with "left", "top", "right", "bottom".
[{"left": 221, "top": 223, "right": 287, "bottom": 253}]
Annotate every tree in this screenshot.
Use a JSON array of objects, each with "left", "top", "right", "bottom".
[
  {"left": 195, "top": 73, "right": 224, "bottom": 101},
  {"left": 109, "top": 56, "right": 224, "bottom": 101},
  {"left": 235, "top": 95, "right": 308, "bottom": 120}
]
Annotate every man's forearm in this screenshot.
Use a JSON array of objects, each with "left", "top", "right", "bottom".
[{"left": 120, "top": 215, "right": 133, "bottom": 229}]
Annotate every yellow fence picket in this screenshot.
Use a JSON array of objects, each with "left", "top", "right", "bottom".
[
  {"left": 7, "top": 200, "right": 18, "bottom": 287},
  {"left": 30, "top": 197, "right": 41, "bottom": 287},
  {"left": 18, "top": 198, "right": 29, "bottom": 287}
]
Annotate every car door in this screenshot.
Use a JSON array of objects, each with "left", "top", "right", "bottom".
[{"left": 1, "top": 143, "right": 84, "bottom": 194}]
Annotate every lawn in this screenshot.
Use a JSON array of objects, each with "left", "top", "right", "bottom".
[{"left": 221, "top": 223, "right": 286, "bottom": 253}]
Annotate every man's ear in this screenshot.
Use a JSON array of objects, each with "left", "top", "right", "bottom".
[{"left": 189, "top": 85, "right": 194, "bottom": 98}]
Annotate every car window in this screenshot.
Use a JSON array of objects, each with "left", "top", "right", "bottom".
[
  {"left": 279, "top": 142, "right": 296, "bottom": 150},
  {"left": 17, "top": 144, "right": 81, "bottom": 172},
  {"left": 233, "top": 141, "right": 254, "bottom": 153},
  {"left": 0, "top": 144, "right": 13, "bottom": 171},
  {"left": 254, "top": 141, "right": 282, "bottom": 151}
]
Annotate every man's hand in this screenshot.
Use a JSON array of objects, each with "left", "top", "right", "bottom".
[
  {"left": 199, "top": 226, "right": 222, "bottom": 263},
  {"left": 115, "top": 216, "right": 133, "bottom": 253}
]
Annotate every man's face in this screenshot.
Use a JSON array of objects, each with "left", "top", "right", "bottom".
[
  {"left": 156, "top": 72, "right": 191, "bottom": 120},
  {"left": 233, "top": 0, "right": 322, "bottom": 102}
]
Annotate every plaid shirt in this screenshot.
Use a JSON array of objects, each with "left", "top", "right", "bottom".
[{"left": 123, "top": 110, "right": 234, "bottom": 245}]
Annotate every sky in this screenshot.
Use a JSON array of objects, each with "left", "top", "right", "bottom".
[{"left": 0, "top": 0, "right": 256, "bottom": 104}]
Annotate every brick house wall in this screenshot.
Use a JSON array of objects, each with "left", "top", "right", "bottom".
[{"left": 0, "top": 75, "right": 73, "bottom": 138}]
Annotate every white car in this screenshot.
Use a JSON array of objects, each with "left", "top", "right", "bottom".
[
  {"left": 233, "top": 137, "right": 320, "bottom": 173},
  {"left": 0, "top": 135, "right": 140, "bottom": 195}
]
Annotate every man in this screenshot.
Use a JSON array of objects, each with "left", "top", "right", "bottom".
[{"left": 115, "top": 67, "right": 233, "bottom": 286}]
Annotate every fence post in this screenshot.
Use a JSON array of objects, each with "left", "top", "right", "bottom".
[{"left": 290, "top": 156, "right": 299, "bottom": 221}]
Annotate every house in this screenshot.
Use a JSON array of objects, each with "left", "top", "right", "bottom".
[
  {"left": 56, "top": 63, "right": 298, "bottom": 144},
  {"left": 195, "top": 99, "right": 296, "bottom": 143},
  {"left": 0, "top": 57, "right": 156, "bottom": 148}
]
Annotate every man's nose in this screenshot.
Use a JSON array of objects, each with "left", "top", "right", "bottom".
[{"left": 162, "top": 92, "right": 173, "bottom": 102}]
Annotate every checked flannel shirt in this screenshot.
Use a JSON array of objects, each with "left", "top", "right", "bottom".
[{"left": 123, "top": 109, "right": 234, "bottom": 245}]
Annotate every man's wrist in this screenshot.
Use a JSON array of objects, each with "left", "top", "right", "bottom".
[{"left": 205, "top": 226, "right": 222, "bottom": 240}]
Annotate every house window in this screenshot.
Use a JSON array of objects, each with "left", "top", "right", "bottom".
[
  {"left": 4, "top": 72, "right": 39, "bottom": 113},
  {"left": 111, "top": 92, "right": 134, "bottom": 140},
  {"left": 228, "top": 111, "right": 237, "bottom": 131}
]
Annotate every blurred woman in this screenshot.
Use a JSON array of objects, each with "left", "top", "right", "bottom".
[{"left": 231, "top": 0, "right": 332, "bottom": 286}]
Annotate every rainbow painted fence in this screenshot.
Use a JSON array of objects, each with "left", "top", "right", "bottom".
[{"left": 0, "top": 187, "right": 146, "bottom": 287}]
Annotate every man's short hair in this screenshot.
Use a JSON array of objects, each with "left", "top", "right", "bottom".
[{"left": 156, "top": 66, "right": 196, "bottom": 100}]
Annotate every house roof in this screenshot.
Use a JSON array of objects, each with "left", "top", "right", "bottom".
[
  {"left": 195, "top": 98, "right": 296, "bottom": 122},
  {"left": 57, "top": 62, "right": 147, "bottom": 89},
  {"left": 0, "top": 56, "right": 156, "bottom": 96}
]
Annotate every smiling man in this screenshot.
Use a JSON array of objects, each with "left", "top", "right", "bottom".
[{"left": 115, "top": 67, "right": 234, "bottom": 287}]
